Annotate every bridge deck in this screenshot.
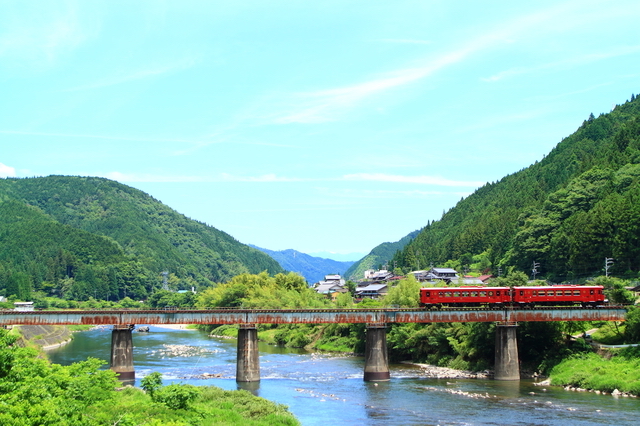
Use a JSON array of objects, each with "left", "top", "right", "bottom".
[{"left": 0, "top": 307, "right": 627, "bottom": 325}]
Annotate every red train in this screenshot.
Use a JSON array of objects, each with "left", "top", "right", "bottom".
[{"left": 419, "top": 285, "right": 607, "bottom": 308}]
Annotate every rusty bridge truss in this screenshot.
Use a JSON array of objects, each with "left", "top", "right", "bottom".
[{"left": 0, "top": 307, "right": 627, "bottom": 326}]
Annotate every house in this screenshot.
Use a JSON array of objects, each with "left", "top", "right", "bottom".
[
  {"left": 14, "top": 301, "right": 34, "bottom": 312},
  {"left": 315, "top": 283, "right": 348, "bottom": 301},
  {"left": 430, "top": 268, "right": 459, "bottom": 279},
  {"left": 355, "top": 283, "right": 388, "bottom": 299},
  {"left": 411, "top": 267, "right": 460, "bottom": 283},
  {"left": 363, "top": 269, "right": 393, "bottom": 282},
  {"left": 478, "top": 275, "right": 493, "bottom": 284},
  {"left": 322, "top": 274, "right": 346, "bottom": 286}
]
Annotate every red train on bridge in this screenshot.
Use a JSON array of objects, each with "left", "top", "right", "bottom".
[{"left": 419, "top": 285, "right": 607, "bottom": 308}]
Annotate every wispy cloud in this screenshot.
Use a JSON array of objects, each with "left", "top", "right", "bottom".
[
  {"left": 263, "top": 2, "right": 587, "bottom": 125},
  {"left": 63, "top": 56, "right": 199, "bottom": 91},
  {"left": 0, "top": 163, "right": 17, "bottom": 178},
  {"left": 0, "top": 2, "right": 91, "bottom": 66},
  {"left": 0, "top": 129, "right": 194, "bottom": 144},
  {"left": 482, "top": 45, "right": 640, "bottom": 82},
  {"left": 103, "top": 172, "right": 204, "bottom": 183},
  {"left": 344, "top": 173, "right": 485, "bottom": 187},
  {"left": 377, "top": 38, "right": 432, "bottom": 45},
  {"left": 101, "top": 171, "right": 305, "bottom": 183},
  {"left": 219, "top": 173, "right": 303, "bottom": 183}
]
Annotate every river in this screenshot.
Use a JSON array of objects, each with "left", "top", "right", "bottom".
[{"left": 47, "top": 325, "right": 640, "bottom": 425}]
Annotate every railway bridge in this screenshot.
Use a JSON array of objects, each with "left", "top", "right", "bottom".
[{"left": 0, "top": 307, "right": 627, "bottom": 382}]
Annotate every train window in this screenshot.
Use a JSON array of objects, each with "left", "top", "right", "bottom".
[
  {"left": 556, "top": 290, "right": 563, "bottom": 296},
  {"left": 453, "top": 292, "right": 460, "bottom": 297},
  {"left": 480, "top": 291, "right": 487, "bottom": 297},
  {"left": 590, "top": 290, "right": 594, "bottom": 295},
  {"left": 564, "top": 291, "right": 572, "bottom": 296},
  {"left": 573, "top": 291, "right": 580, "bottom": 296},
  {"left": 445, "top": 292, "right": 452, "bottom": 297},
  {"left": 425, "top": 292, "right": 431, "bottom": 297},
  {"left": 471, "top": 292, "right": 478, "bottom": 297},
  {"left": 532, "top": 290, "right": 537, "bottom": 296},
  {"left": 488, "top": 291, "right": 494, "bottom": 296},
  {"left": 438, "top": 292, "right": 443, "bottom": 297},
  {"left": 520, "top": 291, "right": 524, "bottom": 296},
  {"left": 496, "top": 291, "right": 500, "bottom": 296},
  {"left": 547, "top": 291, "right": 554, "bottom": 296},
  {"left": 462, "top": 292, "right": 469, "bottom": 297}
]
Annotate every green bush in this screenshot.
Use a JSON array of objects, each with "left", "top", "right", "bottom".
[{"left": 154, "top": 383, "right": 199, "bottom": 410}]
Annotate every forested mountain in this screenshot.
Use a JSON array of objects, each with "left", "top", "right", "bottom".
[
  {"left": 344, "top": 230, "right": 420, "bottom": 280},
  {"left": 0, "top": 176, "right": 283, "bottom": 300},
  {"left": 393, "top": 94, "right": 640, "bottom": 282},
  {"left": 250, "top": 246, "right": 354, "bottom": 284}
]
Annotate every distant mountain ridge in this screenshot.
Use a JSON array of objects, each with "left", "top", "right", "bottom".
[
  {"left": 250, "top": 246, "right": 355, "bottom": 284},
  {"left": 0, "top": 176, "right": 283, "bottom": 300}
]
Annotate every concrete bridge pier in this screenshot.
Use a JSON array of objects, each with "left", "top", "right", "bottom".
[
  {"left": 236, "top": 324, "right": 260, "bottom": 382},
  {"left": 363, "top": 323, "right": 390, "bottom": 381},
  {"left": 110, "top": 324, "right": 135, "bottom": 381},
  {"left": 494, "top": 322, "right": 520, "bottom": 381}
]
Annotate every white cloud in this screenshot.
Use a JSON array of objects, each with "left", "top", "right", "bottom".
[
  {"left": 343, "top": 173, "right": 485, "bottom": 187},
  {"left": 0, "top": 163, "right": 16, "bottom": 178},
  {"left": 482, "top": 45, "right": 640, "bottom": 83}
]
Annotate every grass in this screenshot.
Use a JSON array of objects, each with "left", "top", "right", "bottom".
[
  {"left": 590, "top": 322, "right": 626, "bottom": 345},
  {"left": 549, "top": 349, "right": 640, "bottom": 395}
]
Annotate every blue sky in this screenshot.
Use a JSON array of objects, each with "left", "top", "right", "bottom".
[{"left": 1, "top": 1, "right": 639, "bottom": 259}]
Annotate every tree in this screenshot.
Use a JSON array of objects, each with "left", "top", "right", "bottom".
[
  {"left": 141, "top": 372, "right": 163, "bottom": 398},
  {"left": 383, "top": 275, "right": 422, "bottom": 307}
]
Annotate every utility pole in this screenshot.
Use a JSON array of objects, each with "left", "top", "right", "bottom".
[
  {"left": 605, "top": 258, "right": 614, "bottom": 277},
  {"left": 532, "top": 261, "right": 540, "bottom": 280},
  {"left": 162, "top": 271, "right": 169, "bottom": 291}
]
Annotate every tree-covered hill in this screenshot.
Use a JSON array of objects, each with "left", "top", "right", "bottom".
[
  {"left": 0, "top": 176, "right": 283, "bottom": 300},
  {"left": 344, "top": 229, "right": 420, "bottom": 280},
  {"left": 250, "top": 246, "right": 354, "bottom": 284},
  {"left": 393, "top": 94, "right": 640, "bottom": 282}
]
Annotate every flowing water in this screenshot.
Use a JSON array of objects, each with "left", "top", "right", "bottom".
[{"left": 47, "top": 326, "right": 640, "bottom": 425}]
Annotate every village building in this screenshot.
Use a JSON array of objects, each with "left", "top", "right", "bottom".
[
  {"left": 313, "top": 274, "right": 348, "bottom": 300},
  {"left": 355, "top": 283, "right": 388, "bottom": 299}
]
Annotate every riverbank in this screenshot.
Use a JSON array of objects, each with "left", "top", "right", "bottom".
[{"left": 16, "top": 324, "right": 75, "bottom": 350}]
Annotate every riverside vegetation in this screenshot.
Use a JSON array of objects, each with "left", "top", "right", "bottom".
[{"left": 0, "top": 327, "right": 300, "bottom": 426}]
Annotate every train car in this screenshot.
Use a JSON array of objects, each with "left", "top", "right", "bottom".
[
  {"left": 512, "top": 285, "right": 606, "bottom": 307},
  {"left": 419, "top": 286, "right": 511, "bottom": 308}
]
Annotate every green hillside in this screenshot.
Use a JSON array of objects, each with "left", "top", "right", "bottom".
[
  {"left": 0, "top": 176, "right": 283, "bottom": 300},
  {"left": 393, "top": 94, "right": 640, "bottom": 282},
  {"left": 344, "top": 230, "right": 420, "bottom": 280}
]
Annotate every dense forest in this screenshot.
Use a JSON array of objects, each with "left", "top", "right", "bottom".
[
  {"left": 393, "top": 94, "right": 640, "bottom": 282},
  {"left": 0, "top": 176, "right": 283, "bottom": 301}
]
